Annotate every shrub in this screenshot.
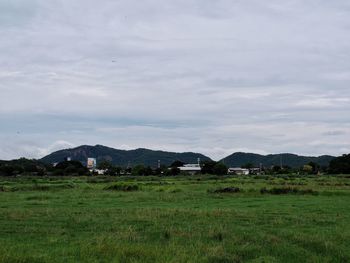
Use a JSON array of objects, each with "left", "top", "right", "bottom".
[
  {"left": 0, "top": 183, "right": 75, "bottom": 192},
  {"left": 260, "top": 187, "right": 317, "bottom": 195},
  {"left": 209, "top": 187, "right": 240, "bottom": 194},
  {"left": 163, "top": 230, "right": 171, "bottom": 240},
  {"left": 212, "top": 231, "right": 224, "bottom": 241},
  {"left": 104, "top": 184, "right": 139, "bottom": 191},
  {"left": 166, "top": 188, "right": 182, "bottom": 193}
]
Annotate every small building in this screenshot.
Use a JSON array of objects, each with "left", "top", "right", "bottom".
[
  {"left": 178, "top": 164, "right": 201, "bottom": 175},
  {"left": 94, "top": 169, "right": 106, "bottom": 175},
  {"left": 249, "top": 168, "right": 261, "bottom": 175},
  {"left": 228, "top": 167, "right": 249, "bottom": 175}
]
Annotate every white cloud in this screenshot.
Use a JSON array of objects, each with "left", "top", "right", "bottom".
[{"left": 295, "top": 97, "right": 350, "bottom": 108}]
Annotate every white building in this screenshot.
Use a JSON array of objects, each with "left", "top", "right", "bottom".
[
  {"left": 94, "top": 169, "right": 106, "bottom": 175},
  {"left": 178, "top": 164, "right": 201, "bottom": 175},
  {"left": 228, "top": 168, "right": 249, "bottom": 175}
]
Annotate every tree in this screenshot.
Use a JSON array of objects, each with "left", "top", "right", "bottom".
[
  {"left": 54, "top": 161, "right": 88, "bottom": 176},
  {"left": 132, "top": 165, "right": 153, "bottom": 176},
  {"left": 307, "top": 162, "right": 320, "bottom": 174},
  {"left": 302, "top": 164, "right": 313, "bottom": 174},
  {"left": 213, "top": 162, "right": 228, "bottom": 175},
  {"left": 96, "top": 160, "right": 120, "bottom": 176},
  {"left": 131, "top": 165, "right": 144, "bottom": 176},
  {"left": 201, "top": 160, "right": 217, "bottom": 174},
  {"left": 144, "top": 166, "right": 153, "bottom": 176},
  {"left": 0, "top": 165, "right": 14, "bottom": 176},
  {"left": 271, "top": 165, "right": 282, "bottom": 174},
  {"left": 23, "top": 163, "right": 38, "bottom": 173},
  {"left": 329, "top": 154, "right": 350, "bottom": 174},
  {"left": 154, "top": 165, "right": 167, "bottom": 175},
  {"left": 166, "top": 167, "right": 180, "bottom": 176},
  {"left": 170, "top": 160, "right": 184, "bottom": 168},
  {"left": 97, "top": 160, "right": 114, "bottom": 170},
  {"left": 201, "top": 161, "right": 227, "bottom": 175},
  {"left": 0, "top": 158, "right": 47, "bottom": 176},
  {"left": 107, "top": 166, "right": 122, "bottom": 176}
]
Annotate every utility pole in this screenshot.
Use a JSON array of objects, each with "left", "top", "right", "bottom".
[
  {"left": 259, "top": 163, "right": 262, "bottom": 174},
  {"left": 280, "top": 155, "right": 283, "bottom": 169}
]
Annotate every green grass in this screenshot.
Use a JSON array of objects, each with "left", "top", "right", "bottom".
[{"left": 0, "top": 175, "right": 350, "bottom": 262}]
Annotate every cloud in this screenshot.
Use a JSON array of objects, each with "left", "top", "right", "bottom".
[
  {"left": 0, "top": 0, "right": 350, "bottom": 160},
  {"left": 295, "top": 97, "right": 350, "bottom": 108}
]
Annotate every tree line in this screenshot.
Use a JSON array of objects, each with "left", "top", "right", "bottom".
[{"left": 0, "top": 154, "right": 350, "bottom": 176}]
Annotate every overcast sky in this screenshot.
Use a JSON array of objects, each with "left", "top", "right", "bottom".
[{"left": 1, "top": 0, "right": 350, "bottom": 160}]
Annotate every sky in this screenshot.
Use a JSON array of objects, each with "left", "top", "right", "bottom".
[{"left": 1, "top": 0, "right": 350, "bottom": 160}]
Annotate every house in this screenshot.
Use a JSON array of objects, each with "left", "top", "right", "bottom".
[
  {"left": 95, "top": 169, "right": 106, "bottom": 175},
  {"left": 228, "top": 167, "right": 249, "bottom": 175},
  {"left": 178, "top": 164, "right": 201, "bottom": 175},
  {"left": 89, "top": 169, "right": 107, "bottom": 175},
  {"left": 249, "top": 168, "right": 261, "bottom": 175}
]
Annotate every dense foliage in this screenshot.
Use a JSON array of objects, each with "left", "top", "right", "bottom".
[
  {"left": 329, "top": 154, "right": 350, "bottom": 174},
  {"left": 50, "top": 161, "right": 89, "bottom": 176},
  {"left": 221, "top": 152, "right": 335, "bottom": 168},
  {"left": 201, "top": 161, "right": 228, "bottom": 175},
  {"left": 0, "top": 158, "right": 46, "bottom": 176}
]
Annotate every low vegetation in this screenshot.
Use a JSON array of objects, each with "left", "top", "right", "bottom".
[
  {"left": 0, "top": 175, "right": 350, "bottom": 262},
  {"left": 104, "top": 183, "right": 140, "bottom": 191},
  {"left": 208, "top": 186, "right": 241, "bottom": 193},
  {"left": 260, "top": 187, "right": 318, "bottom": 195}
]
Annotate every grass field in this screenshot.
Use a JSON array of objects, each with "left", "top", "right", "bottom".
[{"left": 0, "top": 175, "right": 350, "bottom": 263}]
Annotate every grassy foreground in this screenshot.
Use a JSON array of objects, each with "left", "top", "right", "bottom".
[{"left": 0, "top": 175, "right": 350, "bottom": 263}]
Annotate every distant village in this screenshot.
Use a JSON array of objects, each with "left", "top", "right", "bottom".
[
  {"left": 52, "top": 157, "right": 268, "bottom": 176},
  {"left": 1, "top": 153, "right": 349, "bottom": 177}
]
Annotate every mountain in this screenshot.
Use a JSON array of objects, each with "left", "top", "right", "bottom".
[
  {"left": 220, "top": 152, "right": 335, "bottom": 168},
  {"left": 40, "top": 145, "right": 212, "bottom": 167},
  {"left": 39, "top": 145, "right": 337, "bottom": 169}
]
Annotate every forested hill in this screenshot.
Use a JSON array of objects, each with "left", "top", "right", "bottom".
[
  {"left": 40, "top": 145, "right": 336, "bottom": 168},
  {"left": 220, "top": 152, "right": 335, "bottom": 168},
  {"left": 40, "top": 145, "right": 212, "bottom": 167}
]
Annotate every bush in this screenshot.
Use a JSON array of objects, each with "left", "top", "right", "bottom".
[
  {"left": 260, "top": 187, "right": 317, "bottom": 195},
  {"left": 208, "top": 187, "right": 240, "bottom": 194},
  {"left": 166, "top": 188, "right": 182, "bottom": 193},
  {"left": 163, "top": 230, "right": 171, "bottom": 240},
  {"left": 212, "top": 231, "right": 224, "bottom": 241},
  {"left": 104, "top": 183, "right": 139, "bottom": 191},
  {"left": 0, "top": 183, "right": 75, "bottom": 192}
]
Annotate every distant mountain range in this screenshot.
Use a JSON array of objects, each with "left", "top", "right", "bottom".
[
  {"left": 220, "top": 152, "right": 335, "bottom": 168},
  {"left": 40, "top": 145, "right": 211, "bottom": 167},
  {"left": 39, "top": 144, "right": 337, "bottom": 168}
]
